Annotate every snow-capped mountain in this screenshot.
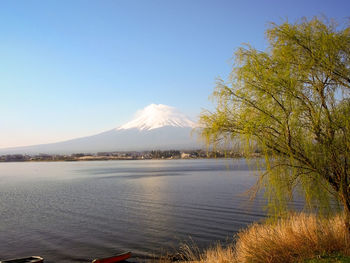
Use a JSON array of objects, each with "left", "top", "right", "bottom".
[
  {"left": 0, "top": 104, "right": 202, "bottom": 154},
  {"left": 118, "top": 104, "right": 196, "bottom": 131}
]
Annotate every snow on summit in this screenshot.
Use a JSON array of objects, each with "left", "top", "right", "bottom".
[{"left": 117, "top": 104, "right": 196, "bottom": 131}]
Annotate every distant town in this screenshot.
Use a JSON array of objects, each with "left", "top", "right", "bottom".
[{"left": 0, "top": 149, "right": 252, "bottom": 162}]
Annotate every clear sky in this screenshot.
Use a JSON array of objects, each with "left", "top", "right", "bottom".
[{"left": 1, "top": 0, "right": 349, "bottom": 148}]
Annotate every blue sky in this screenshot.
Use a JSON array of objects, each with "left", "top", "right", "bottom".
[{"left": 1, "top": 0, "right": 349, "bottom": 148}]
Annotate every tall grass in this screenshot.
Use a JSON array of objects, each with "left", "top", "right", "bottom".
[
  {"left": 157, "top": 213, "right": 350, "bottom": 263},
  {"left": 234, "top": 213, "right": 349, "bottom": 263}
]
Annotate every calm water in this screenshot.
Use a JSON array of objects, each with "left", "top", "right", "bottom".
[{"left": 0, "top": 159, "right": 270, "bottom": 262}]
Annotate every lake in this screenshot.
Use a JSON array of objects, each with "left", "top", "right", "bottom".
[{"left": 0, "top": 159, "right": 269, "bottom": 262}]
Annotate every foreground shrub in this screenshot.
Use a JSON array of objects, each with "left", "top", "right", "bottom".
[
  {"left": 154, "top": 213, "right": 349, "bottom": 263},
  {"left": 234, "top": 213, "right": 350, "bottom": 263}
]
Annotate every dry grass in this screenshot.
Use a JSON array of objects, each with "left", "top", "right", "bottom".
[
  {"left": 155, "top": 242, "right": 235, "bottom": 263},
  {"left": 234, "top": 213, "right": 350, "bottom": 263},
  {"left": 154, "top": 213, "right": 350, "bottom": 263},
  {"left": 198, "top": 243, "right": 235, "bottom": 263}
]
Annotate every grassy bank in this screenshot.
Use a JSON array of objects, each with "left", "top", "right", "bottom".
[{"left": 160, "top": 213, "right": 350, "bottom": 263}]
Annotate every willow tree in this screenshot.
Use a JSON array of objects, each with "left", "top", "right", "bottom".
[{"left": 200, "top": 17, "right": 350, "bottom": 229}]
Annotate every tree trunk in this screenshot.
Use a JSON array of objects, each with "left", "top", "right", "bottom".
[
  {"left": 345, "top": 206, "right": 350, "bottom": 235},
  {"left": 341, "top": 191, "right": 350, "bottom": 235}
]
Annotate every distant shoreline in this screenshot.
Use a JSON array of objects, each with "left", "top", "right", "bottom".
[
  {"left": 0, "top": 150, "right": 260, "bottom": 163},
  {"left": 0, "top": 156, "right": 219, "bottom": 163}
]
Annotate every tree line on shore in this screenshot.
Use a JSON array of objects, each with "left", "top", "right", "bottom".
[{"left": 0, "top": 149, "right": 253, "bottom": 162}]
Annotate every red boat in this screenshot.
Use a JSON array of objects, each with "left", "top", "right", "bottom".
[
  {"left": 0, "top": 256, "right": 44, "bottom": 263},
  {"left": 92, "top": 252, "right": 131, "bottom": 263}
]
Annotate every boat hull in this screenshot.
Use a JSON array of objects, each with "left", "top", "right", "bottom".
[
  {"left": 0, "top": 256, "right": 44, "bottom": 263},
  {"left": 92, "top": 252, "right": 131, "bottom": 263}
]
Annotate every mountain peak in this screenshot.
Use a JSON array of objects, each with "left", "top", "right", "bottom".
[{"left": 117, "top": 104, "right": 196, "bottom": 131}]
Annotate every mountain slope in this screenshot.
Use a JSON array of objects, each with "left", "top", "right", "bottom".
[{"left": 0, "top": 104, "right": 202, "bottom": 154}]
